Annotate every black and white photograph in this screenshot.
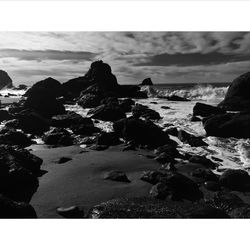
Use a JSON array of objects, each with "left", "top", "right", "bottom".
[{"left": 1, "top": 31, "right": 250, "bottom": 219}]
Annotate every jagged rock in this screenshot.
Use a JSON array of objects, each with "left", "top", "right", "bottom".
[
  {"left": 178, "top": 130, "right": 208, "bottom": 147},
  {"left": 218, "top": 72, "right": 250, "bottom": 111},
  {"left": 0, "top": 194, "right": 37, "bottom": 218},
  {"left": 193, "top": 102, "right": 224, "bottom": 117},
  {"left": 0, "top": 70, "right": 12, "bottom": 89},
  {"left": 139, "top": 78, "right": 153, "bottom": 86},
  {"left": 104, "top": 170, "right": 131, "bottom": 183},
  {"left": 132, "top": 104, "right": 161, "bottom": 120},
  {"left": 113, "top": 117, "right": 169, "bottom": 148}
]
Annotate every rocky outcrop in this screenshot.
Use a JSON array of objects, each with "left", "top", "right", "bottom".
[
  {"left": 139, "top": 78, "right": 153, "bottom": 86},
  {"left": 0, "top": 70, "right": 12, "bottom": 89},
  {"left": 193, "top": 102, "right": 224, "bottom": 117},
  {"left": 218, "top": 72, "right": 250, "bottom": 111}
]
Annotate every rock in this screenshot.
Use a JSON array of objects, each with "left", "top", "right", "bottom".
[
  {"left": 0, "top": 145, "right": 42, "bottom": 202},
  {"left": 56, "top": 206, "right": 84, "bottom": 218},
  {"left": 0, "top": 194, "right": 37, "bottom": 218},
  {"left": 57, "top": 157, "right": 72, "bottom": 164},
  {"left": 164, "top": 127, "right": 178, "bottom": 137},
  {"left": 0, "top": 128, "right": 33, "bottom": 147},
  {"left": 191, "top": 116, "right": 201, "bottom": 122},
  {"left": 204, "top": 181, "right": 221, "bottom": 191},
  {"left": 0, "top": 70, "right": 12, "bottom": 89},
  {"left": 218, "top": 72, "right": 250, "bottom": 111},
  {"left": 161, "top": 106, "right": 170, "bottom": 110},
  {"left": 193, "top": 102, "right": 224, "bottom": 117},
  {"left": 162, "top": 95, "right": 190, "bottom": 102},
  {"left": 154, "top": 144, "right": 180, "bottom": 159},
  {"left": 89, "top": 104, "right": 126, "bottom": 122},
  {"left": 113, "top": 117, "right": 170, "bottom": 148},
  {"left": 14, "top": 84, "right": 28, "bottom": 90},
  {"left": 24, "top": 86, "right": 65, "bottom": 118},
  {"left": 203, "top": 113, "right": 250, "bottom": 138},
  {"left": 139, "top": 78, "right": 153, "bottom": 86},
  {"left": 88, "top": 197, "right": 228, "bottom": 218},
  {"left": 24, "top": 77, "right": 65, "bottom": 99},
  {"left": 141, "top": 170, "right": 165, "bottom": 185},
  {"left": 89, "top": 144, "right": 109, "bottom": 151},
  {"left": 178, "top": 130, "right": 208, "bottom": 147},
  {"left": 117, "top": 85, "right": 147, "bottom": 99},
  {"left": 189, "top": 155, "right": 218, "bottom": 169},
  {"left": 52, "top": 111, "right": 93, "bottom": 128},
  {"left": 96, "top": 132, "right": 121, "bottom": 146},
  {"left": 104, "top": 170, "right": 131, "bottom": 183},
  {"left": 132, "top": 104, "right": 161, "bottom": 120},
  {"left": 77, "top": 93, "right": 101, "bottom": 108},
  {"left": 0, "top": 110, "right": 13, "bottom": 122},
  {"left": 42, "top": 128, "right": 74, "bottom": 146},
  {"left": 154, "top": 152, "right": 175, "bottom": 164},
  {"left": 119, "top": 98, "right": 135, "bottom": 113},
  {"left": 150, "top": 182, "right": 169, "bottom": 199},
  {"left": 191, "top": 168, "right": 218, "bottom": 182},
  {"left": 219, "top": 169, "right": 250, "bottom": 191}
]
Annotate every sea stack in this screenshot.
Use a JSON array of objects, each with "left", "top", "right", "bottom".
[
  {"left": 0, "top": 70, "right": 13, "bottom": 89},
  {"left": 139, "top": 78, "right": 153, "bottom": 86}
]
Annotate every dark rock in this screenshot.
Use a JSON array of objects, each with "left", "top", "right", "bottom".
[
  {"left": 219, "top": 169, "right": 250, "bottom": 191},
  {"left": 89, "top": 104, "right": 126, "bottom": 122},
  {"left": 203, "top": 113, "right": 250, "bottom": 138},
  {"left": 89, "top": 144, "right": 109, "bottom": 151},
  {"left": 178, "top": 130, "right": 208, "bottom": 147},
  {"left": 0, "top": 70, "right": 12, "bottom": 89},
  {"left": 104, "top": 170, "right": 130, "bottom": 183},
  {"left": 191, "top": 116, "right": 201, "bottom": 122},
  {"left": 165, "top": 127, "right": 178, "bottom": 137},
  {"left": 14, "top": 84, "right": 28, "bottom": 90},
  {"left": 24, "top": 77, "right": 65, "bottom": 99},
  {"left": 100, "top": 96, "right": 119, "bottom": 106},
  {"left": 0, "top": 128, "right": 33, "bottom": 147},
  {"left": 132, "top": 104, "right": 161, "bottom": 120},
  {"left": 96, "top": 132, "right": 121, "bottom": 146},
  {"left": 150, "top": 182, "right": 169, "bottom": 199},
  {"left": 193, "top": 102, "right": 224, "bottom": 117},
  {"left": 57, "top": 206, "right": 84, "bottom": 218},
  {"left": 71, "top": 124, "right": 100, "bottom": 136},
  {"left": 141, "top": 170, "right": 165, "bottom": 185},
  {"left": 191, "top": 168, "right": 218, "bottom": 182},
  {"left": 154, "top": 144, "right": 180, "bottom": 158},
  {"left": 161, "top": 106, "right": 170, "bottom": 110},
  {"left": 204, "top": 181, "right": 221, "bottom": 191},
  {"left": 189, "top": 155, "right": 218, "bottom": 169},
  {"left": 42, "top": 128, "right": 74, "bottom": 146},
  {"left": 114, "top": 117, "right": 169, "bottom": 148},
  {"left": 0, "top": 194, "right": 37, "bottom": 218},
  {"left": 0, "top": 145, "right": 42, "bottom": 202},
  {"left": 119, "top": 98, "right": 135, "bottom": 113},
  {"left": 218, "top": 72, "right": 250, "bottom": 111},
  {"left": 24, "top": 87, "right": 65, "bottom": 118},
  {"left": 161, "top": 95, "right": 190, "bottom": 102},
  {"left": 0, "top": 110, "right": 13, "bottom": 122},
  {"left": 139, "top": 78, "right": 153, "bottom": 86},
  {"left": 52, "top": 111, "right": 93, "bottom": 128},
  {"left": 77, "top": 93, "right": 101, "bottom": 108},
  {"left": 57, "top": 157, "right": 72, "bottom": 164},
  {"left": 154, "top": 152, "right": 175, "bottom": 164}
]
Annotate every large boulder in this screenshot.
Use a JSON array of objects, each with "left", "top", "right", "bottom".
[
  {"left": 193, "top": 102, "right": 224, "bottom": 117},
  {"left": 139, "top": 78, "right": 153, "bottom": 86},
  {"left": 88, "top": 104, "right": 126, "bottom": 122},
  {"left": 0, "top": 145, "right": 42, "bottom": 202},
  {"left": 77, "top": 93, "right": 101, "bottom": 108},
  {"left": 24, "top": 87, "right": 65, "bottom": 118},
  {"left": 0, "top": 110, "right": 13, "bottom": 123},
  {"left": 132, "top": 104, "right": 161, "bottom": 120},
  {"left": 0, "top": 70, "right": 12, "bottom": 89},
  {"left": 24, "top": 77, "right": 65, "bottom": 98},
  {"left": 203, "top": 113, "right": 250, "bottom": 138},
  {"left": 113, "top": 117, "right": 169, "bottom": 148},
  {"left": 218, "top": 72, "right": 250, "bottom": 111}
]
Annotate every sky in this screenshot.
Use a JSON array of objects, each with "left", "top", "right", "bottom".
[{"left": 0, "top": 32, "right": 250, "bottom": 86}]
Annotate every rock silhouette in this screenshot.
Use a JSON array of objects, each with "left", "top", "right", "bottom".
[
  {"left": 0, "top": 70, "right": 12, "bottom": 89},
  {"left": 139, "top": 78, "right": 153, "bottom": 86}
]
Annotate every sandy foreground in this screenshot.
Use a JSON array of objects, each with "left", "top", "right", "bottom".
[{"left": 30, "top": 145, "right": 159, "bottom": 218}]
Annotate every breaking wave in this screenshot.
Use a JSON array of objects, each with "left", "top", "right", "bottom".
[{"left": 141, "top": 84, "right": 228, "bottom": 102}]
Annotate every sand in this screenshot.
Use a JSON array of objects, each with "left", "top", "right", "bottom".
[{"left": 30, "top": 145, "right": 160, "bottom": 218}]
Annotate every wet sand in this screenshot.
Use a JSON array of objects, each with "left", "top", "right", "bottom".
[{"left": 30, "top": 145, "right": 160, "bottom": 218}]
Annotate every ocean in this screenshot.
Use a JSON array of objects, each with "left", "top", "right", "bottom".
[{"left": 1, "top": 82, "right": 250, "bottom": 174}]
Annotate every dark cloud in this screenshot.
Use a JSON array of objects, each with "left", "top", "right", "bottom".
[
  {"left": 135, "top": 52, "right": 250, "bottom": 67},
  {"left": 0, "top": 49, "right": 97, "bottom": 61}
]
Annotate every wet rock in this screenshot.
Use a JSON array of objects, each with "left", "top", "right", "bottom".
[
  {"left": 113, "top": 117, "right": 169, "bottom": 148},
  {"left": 218, "top": 71, "right": 250, "bottom": 111},
  {"left": 150, "top": 182, "right": 169, "bottom": 199},
  {"left": 193, "top": 102, "right": 224, "bottom": 117},
  {"left": 164, "top": 127, "right": 178, "bottom": 137},
  {"left": 77, "top": 93, "right": 101, "bottom": 108},
  {"left": 71, "top": 124, "right": 100, "bottom": 136},
  {"left": 57, "top": 206, "right": 84, "bottom": 218},
  {"left": 189, "top": 155, "right": 218, "bottom": 169},
  {"left": 141, "top": 170, "right": 165, "bottom": 185},
  {"left": 191, "top": 168, "right": 218, "bottom": 182},
  {"left": 0, "top": 110, "right": 13, "bottom": 122},
  {"left": 132, "top": 104, "right": 161, "bottom": 120},
  {"left": 57, "top": 157, "right": 72, "bottom": 164},
  {"left": 42, "top": 128, "right": 74, "bottom": 146},
  {"left": 89, "top": 104, "right": 126, "bottom": 122},
  {"left": 96, "top": 132, "right": 121, "bottom": 146},
  {"left": 104, "top": 170, "right": 131, "bottom": 183},
  {"left": 119, "top": 98, "right": 135, "bottom": 113},
  {"left": 203, "top": 113, "right": 250, "bottom": 138},
  {"left": 178, "top": 130, "right": 208, "bottom": 147},
  {"left": 0, "top": 145, "right": 42, "bottom": 202},
  {"left": 219, "top": 169, "right": 250, "bottom": 191},
  {"left": 0, "top": 70, "right": 12, "bottom": 89},
  {"left": 139, "top": 78, "right": 153, "bottom": 86},
  {"left": 154, "top": 152, "right": 175, "bottom": 164},
  {"left": 0, "top": 194, "right": 37, "bottom": 218},
  {"left": 191, "top": 116, "right": 201, "bottom": 122},
  {"left": 204, "top": 181, "right": 221, "bottom": 191}
]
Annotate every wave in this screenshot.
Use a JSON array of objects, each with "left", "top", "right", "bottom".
[{"left": 141, "top": 84, "right": 228, "bottom": 102}]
